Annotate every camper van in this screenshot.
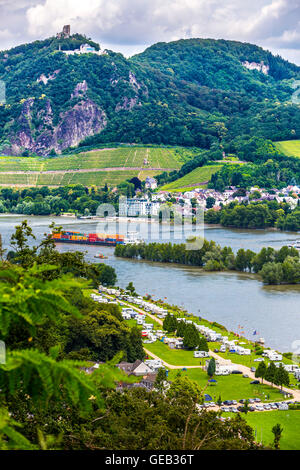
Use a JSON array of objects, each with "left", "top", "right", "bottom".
[{"left": 194, "top": 351, "right": 209, "bottom": 358}]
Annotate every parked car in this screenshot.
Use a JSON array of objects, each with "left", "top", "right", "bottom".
[
  {"left": 231, "top": 370, "right": 243, "bottom": 374},
  {"left": 255, "top": 405, "right": 264, "bottom": 411},
  {"left": 243, "top": 374, "right": 249, "bottom": 378},
  {"left": 250, "top": 380, "right": 260, "bottom": 385}
]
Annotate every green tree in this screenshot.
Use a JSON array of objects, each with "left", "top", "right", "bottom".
[
  {"left": 126, "top": 282, "right": 136, "bottom": 296},
  {"left": 183, "top": 324, "right": 200, "bottom": 350},
  {"left": 255, "top": 361, "right": 267, "bottom": 384},
  {"left": 272, "top": 423, "right": 283, "bottom": 450},
  {"left": 207, "top": 357, "right": 216, "bottom": 377},
  {"left": 154, "top": 368, "right": 167, "bottom": 393},
  {"left": 274, "top": 364, "right": 290, "bottom": 390},
  {"left": 265, "top": 362, "right": 277, "bottom": 386},
  {"left": 198, "top": 336, "right": 209, "bottom": 352}
]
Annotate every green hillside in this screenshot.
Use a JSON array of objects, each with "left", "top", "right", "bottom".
[
  {"left": 0, "top": 146, "right": 194, "bottom": 187},
  {"left": 160, "top": 165, "right": 223, "bottom": 191},
  {"left": 0, "top": 35, "right": 300, "bottom": 159},
  {"left": 275, "top": 140, "right": 300, "bottom": 158}
]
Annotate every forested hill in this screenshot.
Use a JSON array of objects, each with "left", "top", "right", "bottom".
[
  {"left": 132, "top": 38, "right": 299, "bottom": 88},
  {"left": 0, "top": 34, "right": 300, "bottom": 156}
]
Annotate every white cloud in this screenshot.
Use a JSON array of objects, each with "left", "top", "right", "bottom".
[{"left": 0, "top": 0, "right": 299, "bottom": 63}]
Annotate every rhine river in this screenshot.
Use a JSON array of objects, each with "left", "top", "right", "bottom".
[{"left": 1, "top": 214, "right": 300, "bottom": 352}]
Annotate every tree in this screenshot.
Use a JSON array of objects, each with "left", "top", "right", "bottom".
[
  {"left": 207, "top": 357, "right": 216, "bottom": 377},
  {"left": 272, "top": 423, "right": 283, "bottom": 450},
  {"left": 163, "top": 314, "right": 177, "bottom": 334},
  {"left": 206, "top": 197, "right": 216, "bottom": 209},
  {"left": 154, "top": 368, "right": 167, "bottom": 393},
  {"left": 274, "top": 364, "right": 290, "bottom": 390},
  {"left": 126, "top": 282, "right": 136, "bottom": 296},
  {"left": 243, "top": 399, "right": 250, "bottom": 415},
  {"left": 127, "top": 327, "right": 145, "bottom": 362},
  {"left": 176, "top": 320, "right": 186, "bottom": 338},
  {"left": 255, "top": 361, "right": 267, "bottom": 384},
  {"left": 183, "top": 324, "right": 200, "bottom": 350},
  {"left": 265, "top": 362, "right": 277, "bottom": 386},
  {"left": 198, "top": 336, "right": 209, "bottom": 352}
]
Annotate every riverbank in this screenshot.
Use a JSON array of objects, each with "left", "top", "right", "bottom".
[{"left": 101, "top": 288, "right": 300, "bottom": 402}]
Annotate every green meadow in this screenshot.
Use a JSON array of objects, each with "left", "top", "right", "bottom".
[{"left": 275, "top": 140, "right": 300, "bottom": 158}]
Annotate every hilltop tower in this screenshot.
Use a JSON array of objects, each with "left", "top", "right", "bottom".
[{"left": 57, "top": 25, "right": 71, "bottom": 39}]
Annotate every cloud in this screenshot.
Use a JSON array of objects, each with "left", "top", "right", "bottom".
[{"left": 0, "top": 0, "right": 299, "bottom": 64}]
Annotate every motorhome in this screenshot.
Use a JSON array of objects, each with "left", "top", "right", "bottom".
[{"left": 194, "top": 351, "right": 210, "bottom": 358}]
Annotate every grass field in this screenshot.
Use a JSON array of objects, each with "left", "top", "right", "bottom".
[
  {"left": 225, "top": 410, "right": 300, "bottom": 450},
  {"left": 0, "top": 147, "right": 197, "bottom": 187},
  {"left": 167, "top": 369, "right": 285, "bottom": 403},
  {"left": 145, "top": 340, "right": 201, "bottom": 366},
  {"left": 160, "top": 165, "right": 223, "bottom": 191},
  {"left": 275, "top": 140, "right": 300, "bottom": 158}
]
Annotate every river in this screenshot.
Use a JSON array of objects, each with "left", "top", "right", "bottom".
[{"left": 1, "top": 214, "right": 300, "bottom": 352}]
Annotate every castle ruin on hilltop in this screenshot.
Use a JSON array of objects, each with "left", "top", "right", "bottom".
[{"left": 56, "top": 25, "right": 71, "bottom": 39}]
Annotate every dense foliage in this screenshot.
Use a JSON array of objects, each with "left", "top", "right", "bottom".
[
  {"left": 205, "top": 200, "right": 300, "bottom": 231},
  {"left": 0, "top": 184, "right": 131, "bottom": 216}
]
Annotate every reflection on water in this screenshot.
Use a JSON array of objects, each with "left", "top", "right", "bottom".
[{"left": 0, "top": 215, "right": 300, "bottom": 352}]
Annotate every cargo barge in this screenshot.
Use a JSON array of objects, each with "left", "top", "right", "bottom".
[
  {"left": 51, "top": 230, "right": 144, "bottom": 247},
  {"left": 52, "top": 231, "right": 125, "bottom": 247}
]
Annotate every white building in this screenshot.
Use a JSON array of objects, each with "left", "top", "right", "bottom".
[
  {"left": 62, "top": 43, "right": 107, "bottom": 56},
  {"left": 145, "top": 177, "right": 158, "bottom": 190},
  {"left": 119, "top": 198, "right": 161, "bottom": 217}
]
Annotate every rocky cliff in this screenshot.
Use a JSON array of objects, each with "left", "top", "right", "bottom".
[{"left": 7, "top": 82, "right": 107, "bottom": 156}]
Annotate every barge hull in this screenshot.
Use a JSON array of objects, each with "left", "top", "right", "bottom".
[{"left": 53, "top": 239, "right": 124, "bottom": 247}]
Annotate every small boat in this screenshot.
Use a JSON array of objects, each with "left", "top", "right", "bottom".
[{"left": 94, "top": 253, "right": 108, "bottom": 259}]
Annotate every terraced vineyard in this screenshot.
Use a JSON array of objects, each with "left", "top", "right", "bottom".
[
  {"left": 160, "top": 165, "right": 224, "bottom": 191},
  {"left": 275, "top": 140, "right": 300, "bottom": 158},
  {"left": 0, "top": 147, "right": 197, "bottom": 187}
]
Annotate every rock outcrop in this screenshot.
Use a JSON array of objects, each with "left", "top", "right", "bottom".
[
  {"left": 9, "top": 85, "right": 107, "bottom": 156},
  {"left": 242, "top": 61, "right": 269, "bottom": 75}
]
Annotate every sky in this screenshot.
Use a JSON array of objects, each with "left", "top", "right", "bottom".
[{"left": 0, "top": 0, "right": 300, "bottom": 64}]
